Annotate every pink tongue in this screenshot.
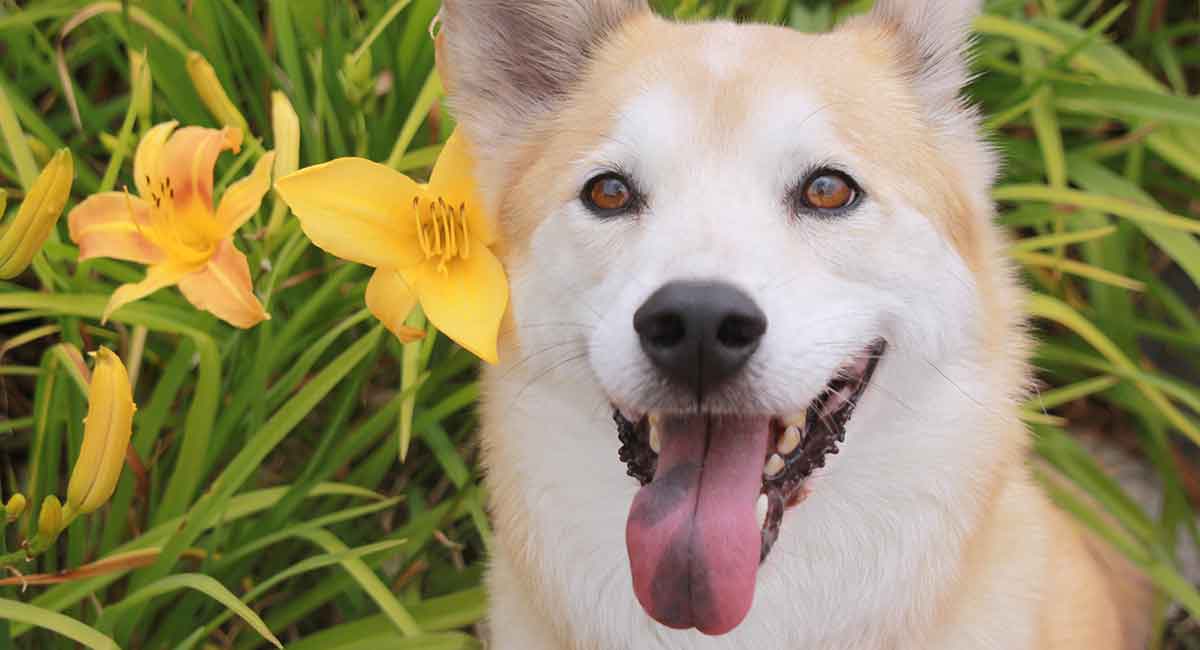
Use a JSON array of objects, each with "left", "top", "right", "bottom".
[{"left": 626, "top": 415, "right": 770, "bottom": 635}]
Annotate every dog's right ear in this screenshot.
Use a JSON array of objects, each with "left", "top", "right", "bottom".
[{"left": 437, "top": 0, "right": 648, "bottom": 156}]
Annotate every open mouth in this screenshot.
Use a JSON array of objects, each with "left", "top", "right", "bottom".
[{"left": 613, "top": 339, "right": 887, "bottom": 635}]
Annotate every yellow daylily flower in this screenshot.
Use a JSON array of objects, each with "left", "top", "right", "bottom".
[
  {"left": 275, "top": 129, "right": 508, "bottom": 363},
  {"left": 65, "top": 347, "right": 136, "bottom": 520},
  {"left": 68, "top": 122, "right": 275, "bottom": 328}
]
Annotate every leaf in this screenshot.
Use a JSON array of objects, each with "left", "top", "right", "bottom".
[
  {"left": 93, "top": 574, "right": 282, "bottom": 648},
  {"left": 0, "top": 598, "right": 118, "bottom": 649}
]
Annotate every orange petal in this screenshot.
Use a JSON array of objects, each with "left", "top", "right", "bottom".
[
  {"left": 405, "top": 242, "right": 508, "bottom": 364},
  {"left": 160, "top": 126, "right": 242, "bottom": 214},
  {"left": 133, "top": 121, "right": 177, "bottom": 198},
  {"left": 68, "top": 192, "right": 165, "bottom": 264},
  {"left": 428, "top": 130, "right": 497, "bottom": 246},
  {"left": 103, "top": 263, "right": 192, "bottom": 323},
  {"left": 365, "top": 268, "right": 418, "bottom": 340},
  {"left": 177, "top": 239, "right": 269, "bottom": 328},
  {"left": 216, "top": 151, "right": 276, "bottom": 235},
  {"left": 274, "top": 158, "right": 425, "bottom": 269}
]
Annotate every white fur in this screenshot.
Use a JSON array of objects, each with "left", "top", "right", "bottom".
[{"left": 480, "top": 71, "right": 1034, "bottom": 648}]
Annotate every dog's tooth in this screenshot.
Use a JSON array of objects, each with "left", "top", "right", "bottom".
[
  {"left": 649, "top": 420, "right": 662, "bottom": 454},
  {"left": 778, "top": 426, "right": 803, "bottom": 455},
  {"left": 764, "top": 454, "right": 785, "bottom": 479},
  {"left": 756, "top": 494, "right": 769, "bottom": 529}
]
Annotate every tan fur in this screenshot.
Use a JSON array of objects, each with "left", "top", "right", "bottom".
[{"left": 445, "top": 5, "right": 1153, "bottom": 648}]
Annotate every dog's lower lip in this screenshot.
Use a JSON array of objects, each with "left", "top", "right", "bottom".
[{"left": 614, "top": 338, "right": 888, "bottom": 562}]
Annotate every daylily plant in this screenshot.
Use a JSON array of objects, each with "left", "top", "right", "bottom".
[
  {"left": 69, "top": 122, "right": 274, "bottom": 328},
  {"left": 275, "top": 129, "right": 508, "bottom": 363}
]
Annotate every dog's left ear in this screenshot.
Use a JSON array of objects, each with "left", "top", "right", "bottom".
[
  {"left": 846, "top": 0, "right": 983, "bottom": 109},
  {"left": 437, "top": 0, "right": 649, "bottom": 158}
]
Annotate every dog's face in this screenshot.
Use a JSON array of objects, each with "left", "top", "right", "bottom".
[{"left": 441, "top": 0, "right": 1010, "bottom": 638}]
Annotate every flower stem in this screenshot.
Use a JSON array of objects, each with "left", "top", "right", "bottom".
[{"left": 397, "top": 307, "right": 427, "bottom": 462}]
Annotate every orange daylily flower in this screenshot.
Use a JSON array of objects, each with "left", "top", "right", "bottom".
[
  {"left": 69, "top": 122, "right": 274, "bottom": 328},
  {"left": 275, "top": 130, "right": 508, "bottom": 363}
]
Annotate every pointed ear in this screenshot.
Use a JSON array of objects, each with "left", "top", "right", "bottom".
[
  {"left": 846, "top": 0, "right": 983, "bottom": 109},
  {"left": 437, "top": 0, "right": 649, "bottom": 154}
]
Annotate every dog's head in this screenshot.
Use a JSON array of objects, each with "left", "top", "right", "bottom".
[{"left": 440, "top": 0, "right": 1020, "bottom": 637}]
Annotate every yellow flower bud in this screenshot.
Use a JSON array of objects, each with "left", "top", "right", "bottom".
[
  {"left": 4, "top": 494, "right": 26, "bottom": 522},
  {"left": 264, "top": 92, "right": 301, "bottom": 242},
  {"left": 38, "top": 495, "right": 63, "bottom": 538},
  {"left": 65, "top": 348, "right": 137, "bottom": 517},
  {"left": 130, "top": 49, "right": 153, "bottom": 126},
  {"left": 271, "top": 92, "right": 300, "bottom": 182},
  {"left": 0, "top": 148, "right": 73, "bottom": 279},
  {"left": 0, "top": 188, "right": 7, "bottom": 216},
  {"left": 186, "top": 51, "right": 249, "bottom": 134}
]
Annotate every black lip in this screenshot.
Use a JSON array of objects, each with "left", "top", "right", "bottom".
[{"left": 613, "top": 339, "right": 889, "bottom": 563}]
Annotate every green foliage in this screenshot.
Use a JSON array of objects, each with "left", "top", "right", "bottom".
[{"left": 0, "top": 0, "right": 1197, "bottom": 647}]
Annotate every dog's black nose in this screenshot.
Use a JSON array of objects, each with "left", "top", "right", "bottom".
[{"left": 634, "top": 281, "right": 767, "bottom": 396}]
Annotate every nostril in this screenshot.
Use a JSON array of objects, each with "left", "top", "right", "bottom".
[
  {"left": 643, "top": 312, "right": 687, "bottom": 349},
  {"left": 716, "top": 313, "right": 767, "bottom": 349}
]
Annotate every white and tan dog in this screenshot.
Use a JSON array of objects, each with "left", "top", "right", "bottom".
[{"left": 435, "top": 1, "right": 1151, "bottom": 647}]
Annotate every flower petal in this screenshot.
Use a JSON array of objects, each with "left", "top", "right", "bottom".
[
  {"left": 134, "top": 121, "right": 177, "bottom": 198},
  {"left": 275, "top": 158, "right": 425, "bottom": 269},
  {"left": 160, "top": 125, "right": 242, "bottom": 214},
  {"left": 405, "top": 241, "right": 508, "bottom": 364},
  {"left": 177, "top": 239, "right": 269, "bottom": 329},
  {"left": 216, "top": 151, "right": 276, "bottom": 235},
  {"left": 365, "top": 268, "right": 418, "bottom": 340},
  {"left": 68, "top": 193, "right": 164, "bottom": 264},
  {"left": 428, "top": 130, "right": 497, "bottom": 246},
  {"left": 103, "top": 263, "right": 192, "bottom": 323}
]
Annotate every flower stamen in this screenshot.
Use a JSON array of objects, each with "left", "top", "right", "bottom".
[{"left": 412, "top": 195, "right": 472, "bottom": 274}]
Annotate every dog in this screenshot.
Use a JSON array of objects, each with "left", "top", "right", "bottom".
[{"left": 434, "top": 0, "right": 1153, "bottom": 647}]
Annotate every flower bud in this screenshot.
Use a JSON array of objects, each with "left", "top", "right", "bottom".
[
  {"left": 271, "top": 92, "right": 300, "bottom": 182},
  {"left": 0, "top": 148, "right": 74, "bottom": 279},
  {"left": 186, "top": 51, "right": 249, "bottom": 134},
  {"left": 66, "top": 348, "right": 136, "bottom": 517},
  {"left": 130, "top": 49, "right": 153, "bottom": 126},
  {"left": 37, "top": 496, "right": 63, "bottom": 538},
  {"left": 4, "top": 494, "right": 26, "bottom": 522}
]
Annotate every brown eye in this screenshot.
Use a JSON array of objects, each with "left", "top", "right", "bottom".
[
  {"left": 799, "top": 171, "right": 859, "bottom": 212},
  {"left": 583, "top": 173, "right": 636, "bottom": 216}
]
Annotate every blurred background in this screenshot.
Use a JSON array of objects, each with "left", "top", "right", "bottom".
[{"left": 1, "top": 0, "right": 1199, "bottom": 648}]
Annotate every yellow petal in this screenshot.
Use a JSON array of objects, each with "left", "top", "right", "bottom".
[
  {"left": 177, "top": 239, "right": 269, "bottom": 328},
  {"left": 216, "top": 151, "right": 276, "bottom": 235},
  {"left": 68, "top": 192, "right": 164, "bottom": 264},
  {"left": 428, "top": 129, "right": 497, "bottom": 246},
  {"left": 275, "top": 158, "right": 425, "bottom": 268},
  {"left": 365, "top": 268, "right": 419, "bottom": 340},
  {"left": 134, "top": 121, "right": 178, "bottom": 198},
  {"left": 67, "top": 347, "right": 136, "bottom": 516},
  {"left": 103, "top": 263, "right": 192, "bottom": 323},
  {"left": 405, "top": 241, "right": 508, "bottom": 364},
  {"left": 161, "top": 125, "right": 242, "bottom": 214}
]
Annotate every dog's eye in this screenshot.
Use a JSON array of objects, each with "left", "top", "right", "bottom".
[
  {"left": 582, "top": 173, "right": 636, "bottom": 216},
  {"left": 796, "top": 170, "right": 860, "bottom": 213}
]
